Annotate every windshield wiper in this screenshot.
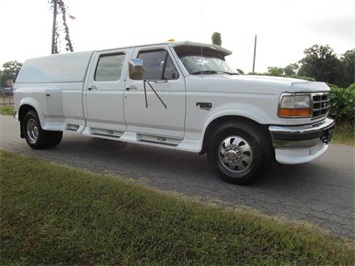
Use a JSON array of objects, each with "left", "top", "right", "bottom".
[
  {"left": 192, "top": 70, "right": 238, "bottom": 75},
  {"left": 192, "top": 70, "right": 218, "bottom": 75},
  {"left": 220, "top": 71, "right": 239, "bottom": 75}
]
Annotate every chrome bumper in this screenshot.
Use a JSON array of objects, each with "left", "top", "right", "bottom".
[{"left": 269, "top": 118, "right": 335, "bottom": 148}]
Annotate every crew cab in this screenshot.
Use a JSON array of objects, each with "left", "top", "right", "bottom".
[{"left": 14, "top": 41, "right": 335, "bottom": 185}]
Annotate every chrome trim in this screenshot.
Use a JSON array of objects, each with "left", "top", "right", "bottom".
[
  {"left": 312, "top": 92, "right": 330, "bottom": 119},
  {"left": 272, "top": 138, "right": 321, "bottom": 148},
  {"left": 269, "top": 118, "right": 335, "bottom": 148}
]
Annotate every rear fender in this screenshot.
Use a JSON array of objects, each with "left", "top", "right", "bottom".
[{"left": 18, "top": 99, "right": 45, "bottom": 138}]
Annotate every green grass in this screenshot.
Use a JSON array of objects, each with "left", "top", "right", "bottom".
[
  {"left": 332, "top": 121, "right": 355, "bottom": 146},
  {"left": 1, "top": 150, "right": 354, "bottom": 265},
  {"left": 0, "top": 105, "right": 14, "bottom": 115}
]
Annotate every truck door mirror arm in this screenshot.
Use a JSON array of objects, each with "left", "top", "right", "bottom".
[{"left": 143, "top": 80, "right": 167, "bottom": 109}]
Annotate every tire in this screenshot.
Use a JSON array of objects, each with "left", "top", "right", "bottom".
[
  {"left": 22, "top": 110, "right": 62, "bottom": 149},
  {"left": 47, "top": 131, "right": 63, "bottom": 148},
  {"left": 207, "top": 122, "right": 272, "bottom": 185}
]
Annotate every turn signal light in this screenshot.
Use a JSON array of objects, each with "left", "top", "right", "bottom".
[{"left": 279, "top": 108, "right": 311, "bottom": 117}]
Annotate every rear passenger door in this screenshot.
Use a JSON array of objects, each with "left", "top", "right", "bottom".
[{"left": 85, "top": 49, "right": 131, "bottom": 135}]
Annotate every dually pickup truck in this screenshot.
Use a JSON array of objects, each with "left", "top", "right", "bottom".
[{"left": 14, "top": 41, "right": 335, "bottom": 185}]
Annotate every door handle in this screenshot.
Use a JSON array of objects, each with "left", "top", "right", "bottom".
[
  {"left": 88, "top": 85, "right": 97, "bottom": 91},
  {"left": 126, "top": 85, "right": 137, "bottom": 91}
]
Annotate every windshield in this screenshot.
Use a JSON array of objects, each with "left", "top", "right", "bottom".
[{"left": 174, "top": 45, "right": 237, "bottom": 75}]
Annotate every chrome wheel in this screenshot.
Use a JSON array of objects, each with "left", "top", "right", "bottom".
[
  {"left": 218, "top": 136, "right": 253, "bottom": 173},
  {"left": 23, "top": 110, "right": 62, "bottom": 149},
  {"left": 208, "top": 122, "right": 271, "bottom": 185},
  {"left": 26, "top": 118, "right": 39, "bottom": 144}
]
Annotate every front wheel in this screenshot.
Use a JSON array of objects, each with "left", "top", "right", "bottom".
[
  {"left": 22, "top": 110, "right": 62, "bottom": 149},
  {"left": 207, "top": 122, "right": 271, "bottom": 185}
]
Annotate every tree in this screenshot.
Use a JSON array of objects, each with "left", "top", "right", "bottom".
[
  {"left": 0, "top": 61, "right": 22, "bottom": 86},
  {"left": 340, "top": 49, "right": 355, "bottom": 87},
  {"left": 211, "top": 32, "right": 222, "bottom": 46},
  {"left": 298, "top": 44, "right": 344, "bottom": 86},
  {"left": 49, "top": 0, "right": 74, "bottom": 53},
  {"left": 284, "top": 63, "right": 299, "bottom": 76},
  {"left": 267, "top": 66, "right": 284, "bottom": 76}
]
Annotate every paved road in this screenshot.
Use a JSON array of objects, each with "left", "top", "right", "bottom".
[{"left": 1, "top": 115, "right": 354, "bottom": 240}]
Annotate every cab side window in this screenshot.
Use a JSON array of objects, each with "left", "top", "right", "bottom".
[
  {"left": 137, "top": 49, "right": 179, "bottom": 80},
  {"left": 95, "top": 53, "right": 125, "bottom": 81}
]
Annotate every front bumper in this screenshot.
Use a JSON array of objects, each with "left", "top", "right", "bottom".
[{"left": 269, "top": 118, "right": 335, "bottom": 164}]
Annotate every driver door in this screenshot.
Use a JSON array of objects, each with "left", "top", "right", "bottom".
[{"left": 124, "top": 46, "right": 186, "bottom": 141}]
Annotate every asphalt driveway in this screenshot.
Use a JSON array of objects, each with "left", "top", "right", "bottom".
[{"left": 1, "top": 115, "right": 354, "bottom": 240}]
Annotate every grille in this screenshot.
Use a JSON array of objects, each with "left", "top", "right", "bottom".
[{"left": 312, "top": 92, "right": 330, "bottom": 119}]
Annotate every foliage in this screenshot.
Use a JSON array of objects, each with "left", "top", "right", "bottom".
[
  {"left": 0, "top": 61, "right": 22, "bottom": 85},
  {"left": 298, "top": 45, "right": 345, "bottom": 87},
  {"left": 332, "top": 121, "right": 355, "bottom": 146},
  {"left": 340, "top": 49, "right": 355, "bottom": 87},
  {"left": 265, "top": 45, "right": 353, "bottom": 88},
  {"left": 284, "top": 63, "right": 299, "bottom": 76},
  {"left": 267, "top": 66, "right": 284, "bottom": 76},
  {"left": 250, "top": 70, "right": 315, "bottom": 82},
  {"left": 1, "top": 150, "right": 354, "bottom": 265},
  {"left": 211, "top": 32, "right": 222, "bottom": 46},
  {"left": 287, "top": 74, "right": 315, "bottom": 81},
  {"left": 329, "top": 83, "right": 355, "bottom": 123},
  {"left": 0, "top": 105, "right": 15, "bottom": 115}
]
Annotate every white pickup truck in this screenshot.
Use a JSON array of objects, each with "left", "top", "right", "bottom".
[{"left": 14, "top": 41, "right": 335, "bottom": 185}]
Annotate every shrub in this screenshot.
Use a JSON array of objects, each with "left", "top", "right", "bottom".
[{"left": 329, "top": 83, "right": 355, "bottom": 123}]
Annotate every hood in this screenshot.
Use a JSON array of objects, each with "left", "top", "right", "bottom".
[
  {"left": 185, "top": 74, "right": 330, "bottom": 94},
  {"left": 239, "top": 75, "right": 330, "bottom": 92}
]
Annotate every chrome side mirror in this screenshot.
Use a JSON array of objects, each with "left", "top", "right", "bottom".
[{"left": 129, "top": 58, "right": 145, "bottom": 80}]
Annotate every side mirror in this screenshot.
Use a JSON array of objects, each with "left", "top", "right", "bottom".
[{"left": 129, "top": 58, "right": 145, "bottom": 80}]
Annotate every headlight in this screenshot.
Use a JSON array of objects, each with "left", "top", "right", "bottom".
[{"left": 278, "top": 94, "right": 311, "bottom": 118}]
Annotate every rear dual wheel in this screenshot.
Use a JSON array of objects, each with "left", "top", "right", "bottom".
[
  {"left": 207, "top": 122, "right": 272, "bottom": 185},
  {"left": 22, "top": 110, "right": 62, "bottom": 149}
]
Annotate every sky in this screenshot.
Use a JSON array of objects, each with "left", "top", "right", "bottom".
[{"left": 0, "top": 0, "right": 354, "bottom": 73}]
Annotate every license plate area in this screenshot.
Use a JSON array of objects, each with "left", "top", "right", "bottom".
[{"left": 320, "top": 127, "right": 334, "bottom": 144}]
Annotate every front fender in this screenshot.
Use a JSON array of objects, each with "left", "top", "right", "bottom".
[
  {"left": 203, "top": 103, "right": 271, "bottom": 129},
  {"left": 195, "top": 102, "right": 276, "bottom": 154}
]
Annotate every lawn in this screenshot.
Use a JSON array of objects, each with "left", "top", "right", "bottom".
[{"left": 1, "top": 150, "right": 354, "bottom": 265}]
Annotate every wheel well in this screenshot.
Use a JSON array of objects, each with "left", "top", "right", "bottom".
[
  {"left": 19, "top": 105, "right": 36, "bottom": 138},
  {"left": 200, "top": 116, "right": 271, "bottom": 155}
]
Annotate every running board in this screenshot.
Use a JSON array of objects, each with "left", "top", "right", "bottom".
[
  {"left": 90, "top": 128, "right": 123, "bottom": 138},
  {"left": 120, "top": 132, "right": 182, "bottom": 146}
]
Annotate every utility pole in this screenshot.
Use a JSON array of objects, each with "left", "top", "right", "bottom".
[
  {"left": 51, "top": 0, "right": 58, "bottom": 54},
  {"left": 252, "top": 35, "right": 257, "bottom": 74}
]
